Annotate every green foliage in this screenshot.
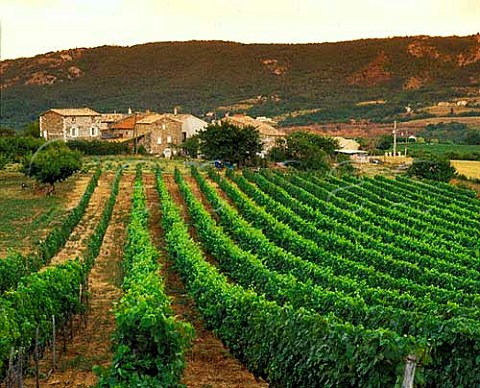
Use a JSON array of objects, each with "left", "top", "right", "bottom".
[
  {"left": 0, "top": 154, "right": 10, "bottom": 170},
  {"left": 0, "top": 128, "right": 16, "bottom": 137},
  {"left": 0, "top": 166, "right": 122, "bottom": 378},
  {"left": 5, "top": 36, "right": 478, "bottom": 128},
  {"left": 0, "top": 136, "right": 45, "bottom": 162},
  {"left": 0, "top": 260, "right": 85, "bottom": 374},
  {"left": 376, "top": 134, "right": 394, "bottom": 151},
  {"left": 198, "top": 122, "right": 263, "bottom": 166},
  {"left": 22, "top": 146, "right": 82, "bottom": 193},
  {"left": 67, "top": 139, "right": 130, "bottom": 155},
  {"left": 0, "top": 168, "right": 101, "bottom": 294},
  {"left": 407, "top": 158, "right": 457, "bottom": 182},
  {"left": 397, "top": 142, "right": 480, "bottom": 160},
  {"left": 180, "top": 135, "right": 200, "bottom": 158},
  {"left": 465, "top": 128, "right": 480, "bottom": 145},
  {"left": 158, "top": 168, "right": 416, "bottom": 386},
  {"left": 270, "top": 131, "right": 337, "bottom": 171},
  {"left": 22, "top": 121, "right": 41, "bottom": 138},
  {"left": 418, "top": 122, "right": 480, "bottom": 145},
  {"left": 100, "top": 168, "right": 192, "bottom": 387}
]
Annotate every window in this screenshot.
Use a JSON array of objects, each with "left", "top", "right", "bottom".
[
  {"left": 162, "top": 123, "right": 166, "bottom": 130},
  {"left": 167, "top": 135, "right": 172, "bottom": 143},
  {"left": 90, "top": 127, "right": 98, "bottom": 137},
  {"left": 157, "top": 137, "right": 162, "bottom": 145},
  {"left": 182, "top": 132, "right": 187, "bottom": 142},
  {"left": 71, "top": 117, "right": 76, "bottom": 123},
  {"left": 70, "top": 127, "right": 77, "bottom": 137}
]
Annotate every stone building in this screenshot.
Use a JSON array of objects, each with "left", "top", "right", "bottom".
[
  {"left": 39, "top": 108, "right": 101, "bottom": 141},
  {"left": 222, "top": 114, "right": 285, "bottom": 151},
  {"left": 135, "top": 114, "right": 184, "bottom": 155},
  {"left": 101, "top": 113, "right": 149, "bottom": 140}
]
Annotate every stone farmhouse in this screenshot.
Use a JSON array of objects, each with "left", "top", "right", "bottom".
[
  {"left": 40, "top": 107, "right": 208, "bottom": 156},
  {"left": 135, "top": 114, "right": 184, "bottom": 155},
  {"left": 39, "top": 108, "right": 102, "bottom": 141},
  {"left": 222, "top": 114, "right": 285, "bottom": 151}
]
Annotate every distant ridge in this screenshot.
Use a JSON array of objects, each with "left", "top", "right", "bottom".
[{"left": 2, "top": 35, "right": 480, "bottom": 129}]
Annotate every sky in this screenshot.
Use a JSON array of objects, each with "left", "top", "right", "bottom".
[{"left": 1, "top": 0, "right": 480, "bottom": 60}]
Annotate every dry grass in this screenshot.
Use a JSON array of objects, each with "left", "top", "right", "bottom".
[{"left": 451, "top": 160, "right": 480, "bottom": 179}]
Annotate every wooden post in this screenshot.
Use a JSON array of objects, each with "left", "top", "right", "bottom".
[
  {"left": 52, "top": 315, "right": 56, "bottom": 371},
  {"left": 402, "top": 354, "right": 417, "bottom": 388},
  {"left": 6, "top": 347, "right": 15, "bottom": 388},
  {"left": 35, "top": 327, "right": 40, "bottom": 388},
  {"left": 18, "top": 347, "right": 23, "bottom": 388}
]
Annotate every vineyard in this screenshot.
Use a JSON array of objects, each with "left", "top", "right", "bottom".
[{"left": 0, "top": 162, "right": 479, "bottom": 387}]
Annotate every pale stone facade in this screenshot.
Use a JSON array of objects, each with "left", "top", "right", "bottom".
[
  {"left": 136, "top": 114, "right": 184, "bottom": 155},
  {"left": 39, "top": 108, "right": 101, "bottom": 141}
]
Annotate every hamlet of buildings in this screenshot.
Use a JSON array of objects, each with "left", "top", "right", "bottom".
[
  {"left": 40, "top": 107, "right": 285, "bottom": 155},
  {"left": 39, "top": 107, "right": 208, "bottom": 155}
]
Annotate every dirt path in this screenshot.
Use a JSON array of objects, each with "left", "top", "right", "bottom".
[
  {"left": 148, "top": 173, "right": 268, "bottom": 388},
  {"left": 64, "top": 174, "right": 93, "bottom": 211},
  {"left": 23, "top": 173, "right": 134, "bottom": 387},
  {"left": 50, "top": 173, "right": 114, "bottom": 266}
]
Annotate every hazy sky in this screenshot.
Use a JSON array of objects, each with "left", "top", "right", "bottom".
[{"left": 1, "top": 0, "right": 479, "bottom": 59}]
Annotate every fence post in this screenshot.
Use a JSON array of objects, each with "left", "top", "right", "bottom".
[
  {"left": 6, "top": 347, "right": 15, "bottom": 388},
  {"left": 52, "top": 315, "right": 56, "bottom": 371},
  {"left": 35, "top": 327, "right": 40, "bottom": 388},
  {"left": 402, "top": 354, "right": 417, "bottom": 388},
  {"left": 17, "top": 347, "right": 23, "bottom": 388}
]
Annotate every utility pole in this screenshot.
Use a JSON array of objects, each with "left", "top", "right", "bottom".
[
  {"left": 393, "top": 120, "right": 397, "bottom": 157},
  {"left": 404, "top": 130, "right": 409, "bottom": 157}
]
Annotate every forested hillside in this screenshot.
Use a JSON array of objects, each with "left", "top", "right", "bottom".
[{"left": 2, "top": 35, "right": 480, "bottom": 128}]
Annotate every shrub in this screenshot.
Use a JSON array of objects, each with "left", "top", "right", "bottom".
[{"left": 407, "top": 158, "right": 457, "bottom": 182}]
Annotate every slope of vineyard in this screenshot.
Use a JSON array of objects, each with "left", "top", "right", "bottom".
[
  {"left": 178, "top": 167, "right": 479, "bottom": 386},
  {"left": 1, "top": 163, "right": 478, "bottom": 386}
]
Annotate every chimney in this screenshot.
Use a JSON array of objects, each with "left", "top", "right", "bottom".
[
  {"left": 174, "top": 107, "right": 178, "bottom": 115},
  {"left": 128, "top": 107, "right": 132, "bottom": 115}
]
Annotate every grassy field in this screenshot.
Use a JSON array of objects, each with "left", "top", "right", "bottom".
[
  {"left": 396, "top": 143, "right": 480, "bottom": 160},
  {"left": 0, "top": 169, "right": 83, "bottom": 255},
  {"left": 451, "top": 160, "right": 480, "bottom": 180}
]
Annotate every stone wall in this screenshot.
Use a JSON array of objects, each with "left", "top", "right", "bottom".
[
  {"left": 64, "top": 115, "right": 101, "bottom": 141},
  {"left": 138, "top": 118, "right": 183, "bottom": 154},
  {"left": 40, "top": 111, "right": 64, "bottom": 140}
]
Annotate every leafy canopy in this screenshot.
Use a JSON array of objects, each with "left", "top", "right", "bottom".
[
  {"left": 407, "top": 158, "right": 457, "bottom": 182},
  {"left": 270, "top": 131, "right": 338, "bottom": 171},
  {"left": 198, "top": 122, "right": 263, "bottom": 166},
  {"left": 22, "top": 144, "right": 82, "bottom": 193}
]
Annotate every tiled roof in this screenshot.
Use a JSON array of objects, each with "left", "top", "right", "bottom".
[
  {"left": 224, "top": 115, "right": 285, "bottom": 137},
  {"left": 48, "top": 108, "right": 100, "bottom": 116},
  {"left": 110, "top": 115, "right": 137, "bottom": 130},
  {"left": 136, "top": 113, "right": 183, "bottom": 124},
  {"left": 101, "top": 113, "right": 127, "bottom": 123}
]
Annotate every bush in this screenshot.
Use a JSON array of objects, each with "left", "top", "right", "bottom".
[
  {"left": 22, "top": 146, "right": 82, "bottom": 194},
  {"left": 407, "top": 158, "right": 457, "bottom": 182},
  {"left": 0, "top": 154, "right": 10, "bottom": 170},
  {"left": 67, "top": 139, "right": 130, "bottom": 155},
  {"left": 269, "top": 131, "right": 338, "bottom": 171},
  {"left": 0, "top": 136, "right": 45, "bottom": 161}
]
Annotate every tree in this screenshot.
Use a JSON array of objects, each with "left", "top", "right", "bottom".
[
  {"left": 464, "top": 129, "right": 480, "bottom": 145},
  {"left": 269, "top": 131, "right": 338, "bottom": 171},
  {"left": 407, "top": 158, "right": 456, "bottom": 182},
  {"left": 0, "top": 154, "right": 10, "bottom": 170},
  {"left": 198, "top": 122, "right": 263, "bottom": 167},
  {"left": 180, "top": 135, "right": 200, "bottom": 158},
  {"left": 0, "top": 128, "right": 16, "bottom": 137},
  {"left": 22, "top": 121, "right": 41, "bottom": 138},
  {"left": 376, "top": 135, "right": 393, "bottom": 151},
  {"left": 22, "top": 146, "right": 82, "bottom": 194}
]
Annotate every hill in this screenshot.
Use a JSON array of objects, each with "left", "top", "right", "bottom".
[{"left": 2, "top": 36, "right": 480, "bottom": 129}]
